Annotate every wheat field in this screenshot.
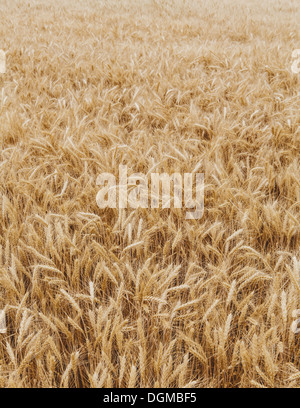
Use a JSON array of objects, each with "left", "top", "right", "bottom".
[{"left": 0, "top": 0, "right": 299, "bottom": 388}]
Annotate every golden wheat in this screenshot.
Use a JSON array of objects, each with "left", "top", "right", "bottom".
[{"left": 0, "top": 0, "right": 299, "bottom": 388}]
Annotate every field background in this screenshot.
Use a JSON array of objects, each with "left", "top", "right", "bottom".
[{"left": 0, "top": 0, "right": 299, "bottom": 387}]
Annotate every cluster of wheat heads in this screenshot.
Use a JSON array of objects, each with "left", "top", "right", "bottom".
[{"left": 0, "top": 0, "right": 299, "bottom": 388}]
